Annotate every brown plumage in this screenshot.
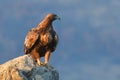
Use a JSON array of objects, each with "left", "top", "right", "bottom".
[{"left": 24, "top": 13, "right": 60, "bottom": 65}]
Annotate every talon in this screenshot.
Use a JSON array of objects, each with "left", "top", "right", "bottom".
[
  {"left": 36, "top": 59, "right": 43, "bottom": 65},
  {"left": 38, "top": 62, "right": 48, "bottom": 66},
  {"left": 37, "top": 62, "right": 44, "bottom": 65}
]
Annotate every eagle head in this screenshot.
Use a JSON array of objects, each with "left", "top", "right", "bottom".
[{"left": 45, "top": 13, "right": 60, "bottom": 21}]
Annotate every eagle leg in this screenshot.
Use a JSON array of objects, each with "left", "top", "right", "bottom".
[
  {"left": 36, "top": 58, "right": 43, "bottom": 65},
  {"left": 31, "top": 51, "right": 44, "bottom": 65},
  {"left": 44, "top": 50, "right": 51, "bottom": 64}
]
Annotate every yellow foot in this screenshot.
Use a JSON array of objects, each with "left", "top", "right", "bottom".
[
  {"left": 37, "top": 61, "right": 44, "bottom": 65},
  {"left": 36, "top": 59, "right": 43, "bottom": 66}
]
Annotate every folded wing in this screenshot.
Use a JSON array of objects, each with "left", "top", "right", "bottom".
[{"left": 24, "top": 28, "right": 40, "bottom": 54}]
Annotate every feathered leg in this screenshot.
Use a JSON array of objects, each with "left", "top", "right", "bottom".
[
  {"left": 35, "top": 52, "right": 44, "bottom": 65},
  {"left": 31, "top": 50, "right": 43, "bottom": 65},
  {"left": 36, "top": 58, "right": 42, "bottom": 65},
  {"left": 44, "top": 50, "right": 51, "bottom": 64}
]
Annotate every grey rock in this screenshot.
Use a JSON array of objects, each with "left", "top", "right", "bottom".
[{"left": 0, "top": 55, "right": 59, "bottom": 80}]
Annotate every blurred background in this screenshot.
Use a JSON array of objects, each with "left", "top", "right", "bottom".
[{"left": 0, "top": 0, "right": 120, "bottom": 80}]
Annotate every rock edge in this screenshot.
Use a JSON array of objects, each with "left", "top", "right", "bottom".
[{"left": 0, "top": 55, "right": 59, "bottom": 80}]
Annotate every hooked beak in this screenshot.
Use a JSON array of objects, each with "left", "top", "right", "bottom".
[{"left": 55, "top": 16, "right": 60, "bottom": 20}]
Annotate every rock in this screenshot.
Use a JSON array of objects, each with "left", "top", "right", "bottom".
[{"left": 0, "top": 55, "right": 59, "bottom": 80}]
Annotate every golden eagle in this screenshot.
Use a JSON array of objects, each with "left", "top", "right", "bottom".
[{"left": 24, "top": 13, "right": 60, "bottom": 65}]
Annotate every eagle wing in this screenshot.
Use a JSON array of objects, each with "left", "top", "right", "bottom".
[{"left": 24, "top": 28, "right": 40, "bottom": 54}]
